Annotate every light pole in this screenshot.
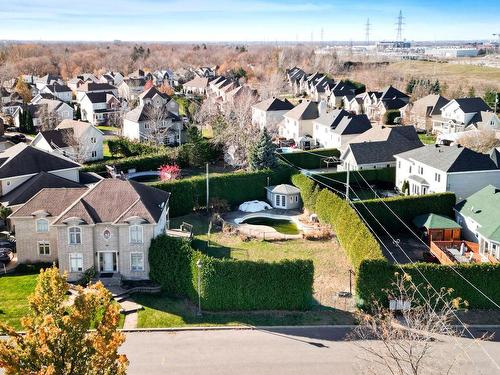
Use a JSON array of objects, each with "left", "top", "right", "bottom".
[{"left": 196, "top": 258, "right": 203, "bottom": 316}]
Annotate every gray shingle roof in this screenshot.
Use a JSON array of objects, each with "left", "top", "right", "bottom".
[
  {"left": 453, "top": 97, "right": 492, "bottom": 113},
  {"left": 1, "top": 171, "right": 85, "bottom": 207},
  {"left": 345, "top": 126, "right": 423, "bottom": 165},
  {"left": 283, "top": 100, "right": 319, "bottom": 121},
  {"left": 253, "top": 97, "right": 294, "bottom": 112},
  {"left": 333, "top": 114, "right": 372, "bottom": 135},
  {"left": 0, "top": 144, "right": 80, "bottom": 179},
  {"left": 314, "top": 109, "right": 350, "bottom": 128},
  {"left": 395, "top": 144, "right": 500, "bottom": 173}
]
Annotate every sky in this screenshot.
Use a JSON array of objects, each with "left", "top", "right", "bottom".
[{"left": 0, "top": 0, "right": 498, "bottom": 42}]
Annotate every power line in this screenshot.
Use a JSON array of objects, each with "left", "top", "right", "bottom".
[
  {"left": 350, "top": 169, "right": 500, "bottom": 310},
  {"left": 280, "top": 156, "right": 497, "bottom": 367}
]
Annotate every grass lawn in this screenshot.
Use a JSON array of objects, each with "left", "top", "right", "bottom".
[
  {"left": 0, "top": 273, "right": 38, "bottom": 330},
  {"left": 170, "top": 214, "right": 354, "bottom": 309},
  {"left": 135, "top": 294, "right": 353, "bottom": 328},
  {"left": 418, "top": 133, "right": 437, "bottom": 145},
  {"left": 97, "top": 125, "right": 120, "bottom": 133},
  {"left": 0, "top": 272, "right": 125, "bottom": 330}
]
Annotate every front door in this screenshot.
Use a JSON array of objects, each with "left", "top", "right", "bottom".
[{"left": 99, "top": 252, "right": 117, "bottom": 273}]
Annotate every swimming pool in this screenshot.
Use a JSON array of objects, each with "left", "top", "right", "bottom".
[{"left": 241, "top": 217, "right": 300, "bottom": 235}]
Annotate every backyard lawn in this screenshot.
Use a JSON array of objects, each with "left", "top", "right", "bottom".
[
  {"left": 418, "top": 133, "right": 437, "bottom": 145},
  {"left": 96, "top": 125, "right": 120, "bottom": 133},
  {"left": 171, "top": 214, "right": 354, "bottom": 308}
]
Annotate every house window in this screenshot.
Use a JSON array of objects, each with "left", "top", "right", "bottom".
[
  {"left": 130, "top": 252, "right": 144, "bottom": 272},
  {"left": 36, "top": 218, "right": 49, "bottom": 233},
  {"left": 69, "top": 253, "right": 83, "bottom": 272},
  {"left": 90, "top": 137, "right": 96, "bottom": 143},
  {"left": 129, "top": 225, "right": 143, "bottom": 244},
  {"left": 275, "top": 194, "right": 280, "bottom": 206},
  {"left": 295, "top": 195, "right": 299, "bottom": 202},
  {"left": 409, "top": 166, "right": 412, "bottom": 173},
  {"left": 38, "top": 241, "right": 50, "bottom": 255},
  {"left": 68, "top": 226, "right": 82, "bottom": 245},
  {"left": 91, "top": 151, "right": 97, "bottom": 158},
  {"left": 418, "top": 166, "right": 424, "bottom": 175},
  {"left": 281, "top": 195, "right": 286, "bottom": 207},
  {"left": 398, "top": 161, "right": 401, "bottom": 168},
  {"left": 434, "top": 173, "right": 441, "bottom": 182}
]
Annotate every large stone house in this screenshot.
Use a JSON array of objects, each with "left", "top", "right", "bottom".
[
  {"left": 9, "top": 178, "right": 170, "bottom": 281},
  {"left": 394, "top": 144, "right": 500, "bottom": 201}
]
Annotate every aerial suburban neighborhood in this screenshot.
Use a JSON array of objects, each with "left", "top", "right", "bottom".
[{"left": 0, "top": 2, "right": 499, "bottom": 374}]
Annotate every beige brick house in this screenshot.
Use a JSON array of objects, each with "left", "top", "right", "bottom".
[{"left": 9, "top": 179, "right": 170, "bottom": 281}]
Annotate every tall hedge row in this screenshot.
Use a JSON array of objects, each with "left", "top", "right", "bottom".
[
  {"left": 292, "top": 173, "right": 499, "bottom": 310},
  {"left": 149, "top": 235, "right": 314, "bottom": 311},
  {"left": 153, "top": 167, "right": 293, "bottom": 217},
  {"left": 352, "top": 192, "right": 456, "bottom": 233},
  {"left": 196, "top": 255, "right": 313, "bottom": 310},
  {"left": 316, "top": 167, "right": 396, "bottom": 188},
  {"left": 357, "top": 259, "right": 500, "bottom": 309},
  {"left": 290, "top": 173, "right": 319, "bottom": 211},
  {"left": 279, "top": 148, "right": 340, "bottom": 169}
]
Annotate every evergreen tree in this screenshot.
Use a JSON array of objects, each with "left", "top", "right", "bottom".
[
  {"left": 25, "top": 108, "right": 34, "bottom": 134},
  {"left": 248, "top": 129, "right": 277, "bottom": 171},
  {"left": 467, "top": 86, "right": 476, "bottom": 98},
  {"left": 75, "top": 105, "right": 81, "bottom": 120}
]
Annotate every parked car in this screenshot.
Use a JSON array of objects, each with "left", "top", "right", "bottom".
[{"left": 0, "top": 248, "right": 12, "bottom": 264}]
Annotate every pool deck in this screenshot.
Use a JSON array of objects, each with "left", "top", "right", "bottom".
[{"left": 222, "top": 209, "right": 311, "bottom": 240}]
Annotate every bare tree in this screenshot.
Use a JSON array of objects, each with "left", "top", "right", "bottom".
[
  {"left": 259, "top": 71, "right": 286, "bottom": 100},
  {"left": 60, "top": 129, "right": 95, "bottom": 163},
  {"left": 350, "top": 273, "right": 475, "bottom": 375},
  {"left": 38, "top": 104, "right": 59, "bottom": 131},
  {"left": 143, "top": 104, "right": 171, "bottom": 146},
  {"left": 458, "top": 129, "right": 500, "bottom": 153}
]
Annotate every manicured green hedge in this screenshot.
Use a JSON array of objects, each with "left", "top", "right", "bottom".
[
  {"left": 357, "top": 259, "right": 500, "bottom": 309},
  {"left": 291, "top": 174, "right": 384, "bottom": 271},
  {"left": 82, "top": 153, "right": 178, "bottom": 174},
  {"left": 290, "top": 173, "right": 319, "bottom": 211},
  {"left": 352, "top": 192, "right": 456, "bottom": 233},
  {"left": 314, "top": 189, "right": 384, "bottom": 271},
  {"left": 107, "top": 138, "right": 164, "bottom": 157},
  {"left": 149, "top": 235, "right": 314, "bottom": 311},
  {"left": 317, "top": 167, "right": 396, "bottom": 188},
  {"left": 195, "top": 254, "right": 313, "bottom": 310},
  {"left": 279, "top": 148, "right": 340, "bottom": 170},
  {"left": 153, "top": 167, "right": 293, "bottom": 217}
]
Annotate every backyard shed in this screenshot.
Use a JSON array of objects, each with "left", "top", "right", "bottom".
[
  {"left": 265, "top": 184, "right": 301, "bottom": 209},
  {"left": 412, "top": 213, "right": 461, "bottom": 242}
]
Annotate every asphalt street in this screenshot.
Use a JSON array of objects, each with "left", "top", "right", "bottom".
[{"left": 122, "top": 326, "right": 500, "bottom": 375}]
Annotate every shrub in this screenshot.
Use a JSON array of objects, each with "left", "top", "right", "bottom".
[
  {"left": 352, "top": 192, "right": 456, "bottom": 233},
  {"left": 153, "top": 167, "right": 293, "bottom": 217},
  {"left": 278, "top": 148, "right": 340, "bottom": 170},
  {"left": 383, "top": 110, "right": 401, "bottom": 125},
  {"left": 83, "top": 152, "right": 179, "bottom": 174},
  {"left": 148, "top": 236, "right": 314, "bottom": 311},
  {"left": 107, "top": 137, "right": 164, "bottom": 157}
]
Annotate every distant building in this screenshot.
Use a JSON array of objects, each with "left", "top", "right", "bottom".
[{"left": 424, "top": 47, "right": 479, "bottom": 58}]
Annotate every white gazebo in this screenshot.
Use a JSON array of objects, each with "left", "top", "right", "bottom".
[{"left": 265, "top": 184, "right": 301, "bottom": 209}]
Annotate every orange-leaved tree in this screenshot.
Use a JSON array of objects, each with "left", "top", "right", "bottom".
[{"left": 0, "top": 266, "right": 128, "bottom": 375}]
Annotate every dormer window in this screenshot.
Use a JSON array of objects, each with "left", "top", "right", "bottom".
[
  {"left": 129, "top": 225, "right": 143, "bottom": 244},
  {"left": 68, "top": 226, "right": 82, "bottom": 245},
  {"left": 36, "top": 218, "right": 49, "bottom": 233}
]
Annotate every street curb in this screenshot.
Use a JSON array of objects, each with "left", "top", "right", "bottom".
[{"left": 118, "top": 324, "right": 359, "bottom": 333}]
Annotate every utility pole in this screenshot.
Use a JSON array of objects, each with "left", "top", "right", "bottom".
[
  {"left": 345, "top": 164, "right": 350, "bottom": 201},
  {"left": 206, "top": 163, "right": 209, "bottom": 213}
]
